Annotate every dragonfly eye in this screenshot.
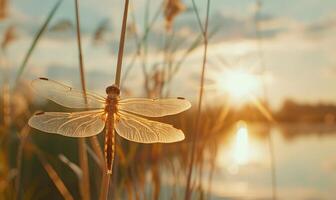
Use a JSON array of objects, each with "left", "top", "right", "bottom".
[{"left": 106, "top": 84, "right": 120, "bottom": 95}]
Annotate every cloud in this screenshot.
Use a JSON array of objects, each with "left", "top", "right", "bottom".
[
  {"left": 173, "top": 11, "right": 291, "bottom": 43},
  {"left": 304, "top": 15, "right": 336, "bottom": 37}
]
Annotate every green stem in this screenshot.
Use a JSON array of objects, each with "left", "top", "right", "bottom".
[{"left": 15, "top": 0, "right": 63, "bottom": 83}]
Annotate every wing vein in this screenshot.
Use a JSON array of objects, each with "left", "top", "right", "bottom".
[{"left": 114, "top": 111, "right": 185, "bottom": 143}]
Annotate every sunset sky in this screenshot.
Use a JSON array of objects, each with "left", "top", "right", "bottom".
[
  {"left": 2, "top": 0, "right": 336, "bottom": 109},
  {"left": 2, "top": 1, "right": 336, "bottom": 199}
]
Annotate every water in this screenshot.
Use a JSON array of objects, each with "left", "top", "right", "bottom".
[{"left": 210, "top": 122, "right": 336, "bottom": 199}]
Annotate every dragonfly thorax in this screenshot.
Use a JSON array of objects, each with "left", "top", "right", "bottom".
[
  {"left": 105, "top": 85, "right": 120, "bottom": 114},
  {"left": 105, "top": 97, "right": 118, "bottom": 114}
]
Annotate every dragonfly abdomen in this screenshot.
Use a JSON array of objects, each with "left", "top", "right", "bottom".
[{"left": 104, "top": 114, "right": 115, "bottom": 174}]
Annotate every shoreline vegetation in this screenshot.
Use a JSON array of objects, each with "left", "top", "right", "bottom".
[{"left": 1, "top": 0, "right": 335, "bottom": 199}]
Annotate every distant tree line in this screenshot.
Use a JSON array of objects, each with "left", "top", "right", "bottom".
[{"left": 211, "top": 99, "right": 336, "bottom": 124}]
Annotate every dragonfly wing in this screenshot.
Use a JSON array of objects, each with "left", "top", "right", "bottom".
[
  {"left": 115, "top": 111, "right": 185, "bottom": 143},
  {"left": 118, "top": 97, "right": 191, "bottom": 117},
  {"left": 31, "top": 77, "right": 105, "bottom": 109},
  {"left": 28, "top": 110, "right": 105, "bottom": 137}
]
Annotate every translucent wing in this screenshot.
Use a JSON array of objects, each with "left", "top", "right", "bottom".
[
  {"left": 115, "top": 111, "right": 185, "bottom": 143},
  {"left": 28, "top": 110, "right": 106, "bottom": 137},
  {"left": 118, "top": 97, "right": 191, "bottom": 117},
  {"left": 31, "top": 77, "right": 105, "bottom": 109}
]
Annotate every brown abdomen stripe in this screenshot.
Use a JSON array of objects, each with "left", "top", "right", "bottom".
[{"left": 104, "top": 115, "right": 115, "bottom": 174}]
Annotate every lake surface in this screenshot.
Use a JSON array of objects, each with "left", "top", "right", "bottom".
[{"left": 208, "top": 122, "right": 336, "bottom": 200}]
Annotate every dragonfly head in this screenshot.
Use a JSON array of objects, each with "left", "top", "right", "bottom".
[{"left": 106, "top": 84, "right": 120, "bottom": 97}]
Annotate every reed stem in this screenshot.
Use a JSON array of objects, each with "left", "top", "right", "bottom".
[
  {"left": 121, "top": 1, "right": 162, "bottom": 85},
  {"left": 99, "top": 175, "right": 111, "bottom": 200},
  {"left": 74, "top": 0, "right": 91, "bottom": 199},
  {"left": 115, "top": 0, "right": 129, "bottom": 86},
  {"left": 254, "top": 1, "right": 277, "bottom": 199},
  {"left": 34, "top": 147, "right": 74, "bottom": 200},
  {"left": 15, "top": 0, "right": 62, "bottom": 83},
  {"left": 100, "top": 1, "right": 129, "bottom": 199},
  {"left": 184, "top": 0, "right": 211, "bottom": 199},
  {"left": 15, "top": 125, "right": 30, "bottom": 200}
]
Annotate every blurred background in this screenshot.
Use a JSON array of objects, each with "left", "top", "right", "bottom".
[{"left": 1, "top": 0, "right": 336, "bottom": 199}]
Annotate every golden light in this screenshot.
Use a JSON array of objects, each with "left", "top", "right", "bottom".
[
  {"left": 211, "top": 68, "right": 262, "bottom": 103},
  {"left": 233, "top": 121, "right": 249, "bottom": 165},
  {"left": 216, "top": 121, "right": 266, "bottom": 174}
]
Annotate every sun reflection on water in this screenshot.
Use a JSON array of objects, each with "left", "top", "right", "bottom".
[
  {"left": 212, "top": 122, "right": 336, "bottom": 198},
  {"left": 233, "top": 121, "right": 249, "bottom": 165},
  {"left": 217, "top": 121, "right": 266, "bottom": 175}
]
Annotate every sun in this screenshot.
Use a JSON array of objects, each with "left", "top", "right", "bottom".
[{"left": 210, "top": 68, "right": 262, "bottom": 103}]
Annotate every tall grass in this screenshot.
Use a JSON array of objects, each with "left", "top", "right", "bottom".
[
  {"left": 74, "top": 0, "right": 91, "bottom": 199},
  {"left": 253, "top": 1, "right": 277, "bottom": 199},
  {"left": 185, "top": 0, "right": 211, "bottom": 199},
  {"left": 33, "top": 145, "right": 74, "bottom": 200},
  {"left": 121, "top": 0, "right": 162, "bottom": 86},
  {"left": 100, "top": 0, "right": 129, "bottom": 199},
  {"left": 0, "top": 0, "right": 266, "bottom": 200},
  {"left": 9, "top": 1, "right": 65, "bottom": 199},
  {"left": 114, "top": 0, "right": 129, "bottom": 87},
  {"left": 15, "top": 0, "right": 63, "bottom": 83}
]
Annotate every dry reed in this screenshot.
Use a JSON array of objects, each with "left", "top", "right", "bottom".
[
  {"left": 33, "top": 146, "right": 74, "bottom": 200},
  {"left": 74, "top": 0, "right": 91, "bottom": 199},
  {"left": 253, "top": 1, "right": 277, "bottom": 199},
  {"left": 100, "top": 0, "right": 129, "bottom": 199},
  {"left": 2, "top": 1, "right": 63, "bottom": 198},
  {"left": 15, "top": 0, "right": 63, "bottom": 83},
  {"left": 185, "top": 0, "right": 211, "bottom": 199}
]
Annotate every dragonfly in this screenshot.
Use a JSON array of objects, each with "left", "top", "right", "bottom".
[{"left": 28, "top": 77, "right": 191, "bottom": 174}]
